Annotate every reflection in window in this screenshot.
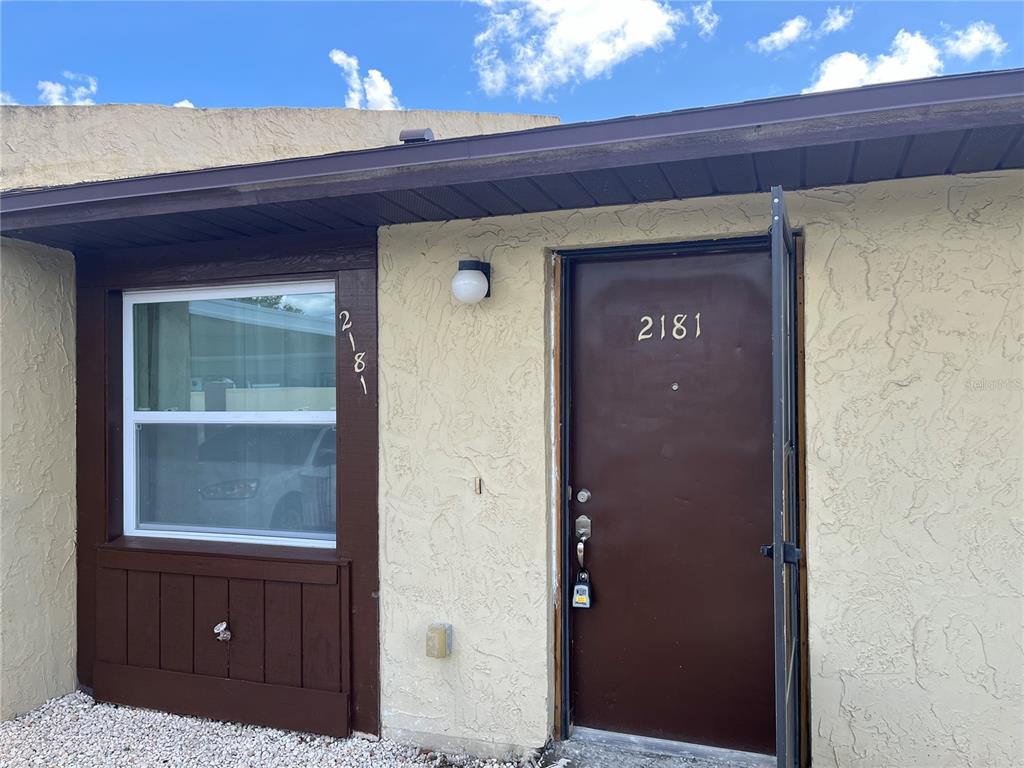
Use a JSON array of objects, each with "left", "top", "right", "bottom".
[
  {"left": 137, "top": 424, "right": 335, "bottom": 541},
  {"left": 133, "top": 291, "right": 336, "bottom": 412},
  {"left": 124, "top": 281, "right": 337, "bottom": 547}
]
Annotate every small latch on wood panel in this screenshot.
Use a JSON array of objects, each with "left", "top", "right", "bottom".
[{"left": 213, "top": 621, "right": 231, "bottom": 642}]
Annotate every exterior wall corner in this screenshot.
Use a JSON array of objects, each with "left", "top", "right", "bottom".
[{"left": 0, "top": 236, "right": 78, "bottom": 720}]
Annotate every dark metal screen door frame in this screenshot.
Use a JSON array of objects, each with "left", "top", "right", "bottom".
[
  {"left": 770, "top": 186, "right": 802, "bottom": 768},
  {"left": 555, "top": 202, "right": 803, "bottom": 759}
]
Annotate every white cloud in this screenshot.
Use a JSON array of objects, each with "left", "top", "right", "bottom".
[
  {"left": 64, "top": 71, "right": 98, "bottom": 103},
  {"left": 37, "top": 71, "right": 99, "bottom": 105},
  {"left": 473, "top": 0, "right": 684, "bottom": 100},
  {"left": 943, "top": 21, "right": 1007, "bottom": 61},
  {"left": 37, "top": 80, "right": 69, "bottom": 105},
  {"left": 820, "top": 7, "right": 854, "bottom": 35},
  {"left": 753, "top": 6, "right": 853, "bottom": 54},
  {"left": 804, "top": 20, "right": 1006, "bottom": 94},
  {"left": 173, "top": 99, "right": 195, "bottom": 108},
  {"left": 328, "top": 48, "right": 401, "bottom": 110},
  {"left": 691, "top": 1, "right": 719, "bottom": 40},
  {"left": 473, "top": 5, "right": 520, "bottom": 96},
  {"left": 0, "top": 91, "right": 17, "bottom": 105},
  {"left": 755, "top": 16, "right": 810, "bottom": 53},
  {"left": 749, "top": 5, "right": 851, "bottom": 54},
  {"left": 805, "top": 29, "right": 942, "bottom": 93},
  {"left": 329, "top": 48, "right": 365, "bottom": 108},
  {"left": 362, "top": 69, "right": 401, "bottom": 110}
]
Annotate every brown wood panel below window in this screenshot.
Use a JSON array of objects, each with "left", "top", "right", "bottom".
[
  {"left": 264, "top": 581, "right": 303, "bottom": 687},
  {"left": 94, "top": 562, "right": 351, "bottom": 735},
  {"left": 94, "top": 662, "right": 349, "bottom": 737},
  {"left": 159, "top": 573, "right": 194, "bottom": 673},
  {"left": 193, "top": 576, "right": 229, "bottom": 678}
]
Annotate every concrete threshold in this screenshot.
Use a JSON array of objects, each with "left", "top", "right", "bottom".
[{"left": 538, "top": 728, "right": 774, "bottom": 768}]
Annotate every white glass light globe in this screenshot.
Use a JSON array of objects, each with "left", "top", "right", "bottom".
[{"left": 451, "top": 268, "right": 489, "bottom": 304}]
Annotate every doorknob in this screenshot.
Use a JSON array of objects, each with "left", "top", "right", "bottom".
[
  {"left": 573, "top": 515, "right": 593, "bottom": 609},
  {"left": 575, "top": 514, "right": 591, "bottom": 569},
  {"left": 576, "top": 488, "right": 592, "bottom": 503}
]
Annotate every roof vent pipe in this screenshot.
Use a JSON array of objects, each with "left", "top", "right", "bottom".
[{"left": 399, "top": 128, "right": 435, "bottom": 144}]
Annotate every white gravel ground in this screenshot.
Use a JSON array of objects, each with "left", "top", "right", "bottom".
[{"left": 0, "top": 692, "right": 531, "bottom": 768}]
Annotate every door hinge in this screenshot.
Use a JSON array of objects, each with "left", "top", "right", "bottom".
[{"left": 760, "top": 542, "right": 802, "bottom": 564}]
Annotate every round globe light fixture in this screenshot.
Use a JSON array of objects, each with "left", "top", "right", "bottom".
[{"left": 451, "top": 260, "right": 491, "bottom": 304}]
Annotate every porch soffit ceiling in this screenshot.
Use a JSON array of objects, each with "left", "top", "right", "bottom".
[{"left": 1, "top": 69, "right": 1022, "bottom": 254}]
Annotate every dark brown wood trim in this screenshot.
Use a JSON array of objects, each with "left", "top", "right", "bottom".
[
  {"left": 98, "top": 546, "right": 343, "bottom": 584},
  {"left": 93, "top": 662, "right": 350, "bottom": 737},
  {"left": 76, "top": 283, "right": 109, "bottom": 686},
  {"left": 339, "top": 561, "right": 353, "bottom": 702},
  {"left": 101, "top": 535, "right": 348, "bottom": 563},
  {"left": 75, "top": 228, "right": 380, "bottom": 732},
  {"left": 335, "top": 265, "right": 379, "bottom": 734},
  {"left": 77, "top": 228, "right": 376, "bottom": 289},
  {"left": 106, "top": 291, "right": 124, "bottom": 540},
  {"left": 551, "top": 253, "right": 564, "bottom": 740}
]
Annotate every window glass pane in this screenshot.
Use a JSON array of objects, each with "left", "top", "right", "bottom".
[
  {"left": 136, "top": 423, "right": 336, "bottom": 540},
  {"left": 133, "top": 289, "right": 336, "bottom": 412}
]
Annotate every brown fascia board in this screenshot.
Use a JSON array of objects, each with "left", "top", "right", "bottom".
[{"left": 1, "top": 69, "right": 1022, "bottom": 231}]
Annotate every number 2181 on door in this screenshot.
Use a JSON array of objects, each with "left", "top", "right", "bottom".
[{"left": 637, "top": 313, "right": 702, "bottom": 341}]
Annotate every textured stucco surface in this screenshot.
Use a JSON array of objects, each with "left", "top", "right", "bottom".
[
  {"left": 378, "top": 171, "right": 1023, "bottom": 764},
  {"left": 0, "top": 105, "right": 558, "bottom": 190},
  {"left": 799, "top": 173, "right": 1023, "bottom": 768},
  {"left": 0, "top": 237, "right": 77, "bottom": 720}
]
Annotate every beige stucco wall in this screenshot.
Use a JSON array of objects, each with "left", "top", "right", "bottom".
[
  {"left": 0, "top": 105, "right": 558, "bottom": 191},
  {"left": 0, "top": 237, "right": 77, "bottom": 720},
  {"left": 378, "top": 171, "right": 1023, "bottom": 764}
]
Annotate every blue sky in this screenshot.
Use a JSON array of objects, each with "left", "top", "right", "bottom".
[{"left": 2, "top": 1, "right": 1021, "bottom": 123}]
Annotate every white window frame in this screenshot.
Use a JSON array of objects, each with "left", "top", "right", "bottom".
[{"left": 123, "top": 280, "right": 337, "bottom": 548}]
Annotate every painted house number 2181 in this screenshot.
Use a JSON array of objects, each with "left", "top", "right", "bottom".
[
  {"left": 338, "top": 309, "right": 368, "bottom": 395},
  {"left": 637, "top": 313, "right": 702, "bottom": 341}
]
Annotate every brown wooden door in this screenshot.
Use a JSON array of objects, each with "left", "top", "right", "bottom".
[{"left": 566, "top": 242, "right": 775, "bottom": 754}]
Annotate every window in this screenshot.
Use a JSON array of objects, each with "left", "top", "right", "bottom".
[{"left": 123, "top": 281, "right": 337, "bottom": 547}]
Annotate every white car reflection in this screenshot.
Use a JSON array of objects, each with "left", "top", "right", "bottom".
[{"left": 194, "top": 425, "right": 336, "bottom": 536}]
